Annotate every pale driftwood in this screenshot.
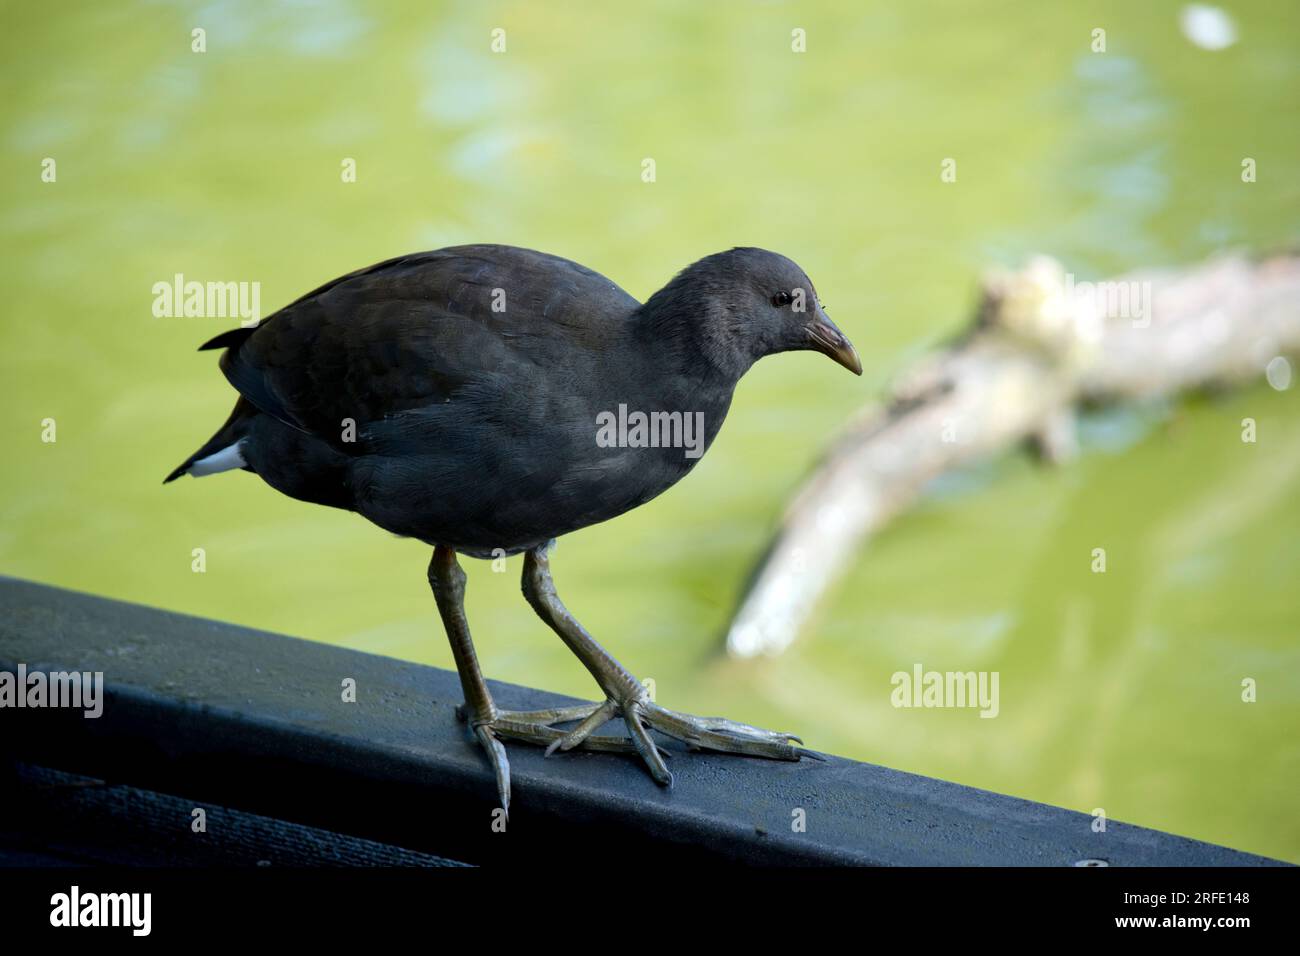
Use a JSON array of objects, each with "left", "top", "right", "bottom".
[{"left": 724, "top": 252, "right": 1300, "bottom": 657}]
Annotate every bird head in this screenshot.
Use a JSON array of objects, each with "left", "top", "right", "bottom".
[{"left": 647, "top": 247, "right": 862, "bottom": 379}]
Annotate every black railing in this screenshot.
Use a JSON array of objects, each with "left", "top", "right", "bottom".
[{"left": 0, "top": 576, "right": 1285, "bottom": 866}]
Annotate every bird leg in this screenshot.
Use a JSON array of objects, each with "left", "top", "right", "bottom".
[
  {"left": 427, "top": 546, "right": 640, "bottom": 814},
  {"left": 520, "top": 544, "right": 805, "bottom": 787}
]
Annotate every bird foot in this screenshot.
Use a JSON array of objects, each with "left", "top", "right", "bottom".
[
  {"left": 454, "top": 702, "right": 647, "bottom": 815},
  {"left": 565, "top": 695, "right": 806, "bottom": 788},
  {"left": 457, "top": 695, "right": 807, "bottom": 812}
]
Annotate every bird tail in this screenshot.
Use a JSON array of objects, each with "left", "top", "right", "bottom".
[{"left": 164, "top": 396, "right": 257, "bottom": 483}]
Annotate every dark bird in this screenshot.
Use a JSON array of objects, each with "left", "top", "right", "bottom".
[{"left": 167, "top": 244, "right": 861, "bottom": 811}]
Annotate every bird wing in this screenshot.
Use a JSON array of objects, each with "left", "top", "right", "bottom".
[{"left": 210, "top": 245, "right": 640, "bottom": 447}]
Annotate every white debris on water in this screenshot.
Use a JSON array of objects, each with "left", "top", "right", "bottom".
[{"left": 1179, "top": 5, "right": 1237, "bottom": 51}]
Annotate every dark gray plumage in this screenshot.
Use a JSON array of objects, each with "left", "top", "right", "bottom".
[{"left": 168, "top": 243, "right": 860, "bottom": 810}]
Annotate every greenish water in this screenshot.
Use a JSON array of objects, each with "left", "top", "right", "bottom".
[{"left": 2, "top": 2, "right": 1297, "bottom": 860}]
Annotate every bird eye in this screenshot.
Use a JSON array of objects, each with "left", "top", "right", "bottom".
[{"left": 771, "top": 291, "right": 793, "bottom": 307}]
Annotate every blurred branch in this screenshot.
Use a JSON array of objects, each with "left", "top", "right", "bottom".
[{"left": 724, "top": 251, "right": 1300, "bottom": 658}]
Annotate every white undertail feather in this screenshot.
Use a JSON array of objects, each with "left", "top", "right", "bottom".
[{"left": 189, "top": 441, "right": 246, "bottom": 477}]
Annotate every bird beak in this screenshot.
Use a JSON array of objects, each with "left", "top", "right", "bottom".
[{"left": 806, "top": 311, "right": 862, "bottom": 376}]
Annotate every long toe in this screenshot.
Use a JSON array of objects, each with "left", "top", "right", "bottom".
[
  {"left": 471, "top": 722, "right": 512, "bottom": 815},
  {"left": 642, "top": 702, "right": 805, "bottom": 761},
  {"left": 544, "top": 698, "right": 619, "bottom": 756},
  {"left": 621, "top": 699, "right": 674, "bottom": 787},
  {"left": 482, "top": 702, "right": 644, "bottom": 755}
]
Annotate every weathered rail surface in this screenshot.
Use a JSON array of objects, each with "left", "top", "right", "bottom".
[{"left": 0, "top": 576, "right": 1285, "bottom": 866}]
